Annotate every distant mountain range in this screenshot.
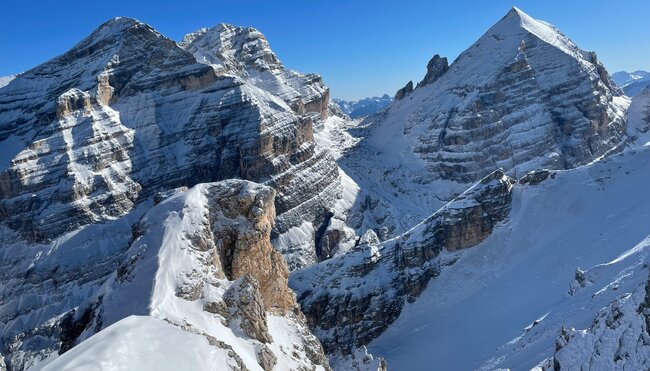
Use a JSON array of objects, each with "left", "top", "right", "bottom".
[
  {"left": 332, "top": 94, "right": 393, "bottom": 118},
  {"left": 612, "top": 70, "right": 650, "bottom": 96}
]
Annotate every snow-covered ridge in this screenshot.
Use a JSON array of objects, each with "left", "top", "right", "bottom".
[
  {"left": 21, "top": 180, "right": 331, "bottom": 370},
  {"left": 613, "top": 70, "right": 650, "bottom": 87},
  {"left": 180, "top": 23, "right": 330, "bottom": 122}
]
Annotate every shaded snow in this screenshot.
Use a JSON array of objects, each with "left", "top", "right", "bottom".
[{"left": 36, "top": 316, "right": 234, "bottom": 371}]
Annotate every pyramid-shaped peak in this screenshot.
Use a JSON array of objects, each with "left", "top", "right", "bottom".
[
  {"left": 481, "top": 6, "right": 582, "bottom": 59},
  {"left": 507, "top": 6, "right": 526, "bottom": 17},
  {"left": 93, "top": 17, "right": 150, "bottom": 37},
  {"left": 494, "top": 6, "right": 548, "bottom": 32},
  {"left": 503, "top": 6, "right": 538, "bottom": 23}
]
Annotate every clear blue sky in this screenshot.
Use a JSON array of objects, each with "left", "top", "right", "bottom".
[{"left": 1, "top": 0, "right": 649, "bottom": 100}]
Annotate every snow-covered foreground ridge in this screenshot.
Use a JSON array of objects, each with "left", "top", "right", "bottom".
[{"left": 31, "top": 180, "right": 330, "bottom": 371}]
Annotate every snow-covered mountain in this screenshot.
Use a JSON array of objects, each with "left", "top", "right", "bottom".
[
  {"left": 613, "top": 70, "right": 650, "bottom": 96},
  {"left": 377, "top": 7, "right": 626, "bottom": 184},
  {"left": 0, "top": 17, "right": 342, "bottom": 370},
  {"left": 1, "top": 6, "right": 649, "bottom": 371},
  {"left": 332, "top": 94, "right": 393, "bottom": 119},
  {"left": 310, "top": 6, "right": 629, "bottom": 261},
  {"left": 288, "top": 6, "right": 640, "bottom": 369}
]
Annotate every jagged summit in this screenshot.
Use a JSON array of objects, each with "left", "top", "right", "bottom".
[
  {"left": 180, "top": 23, "right": 282, "bottom": 73},
  {"left": 181, "top": 23, "right": 330, "bottom": 121}
]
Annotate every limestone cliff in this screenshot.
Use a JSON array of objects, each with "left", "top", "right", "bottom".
[
  {"left": 291, "top": 170, "right": 514, "bottom": 356},
  {"left": 5, "top": 180, "right": 331, "bottom": 370}
]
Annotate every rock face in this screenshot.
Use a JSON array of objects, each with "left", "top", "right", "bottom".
[
  {"left": 4, "top": 180, "right": 331, "bottom": 370},
  {"left": 180, "top": 23, "right": 330, "bottom": 121},
  {"left": 0, "top": 17, "right": 341, "bottom": 268},
  {"left": 371, "top": 7, "right": 628, "bottom": 184},
  {"left": 291, "top": 170, "right": 514, "bottom": 355},
  {"left": 394, "top": 80, "right": 413, "bottom": 100},
  {"left": 417, "top": 54, "right": 448, "bottom": 88}
]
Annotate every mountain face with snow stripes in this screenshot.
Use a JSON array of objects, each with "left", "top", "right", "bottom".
[
  {"left": 0, "top": 17, "right": 342, "bottom": 371},
  {"left": 366, "top": 7, "right": 627, "bottom": 184}
]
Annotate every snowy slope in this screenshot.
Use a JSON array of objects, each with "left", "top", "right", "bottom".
[
  {"left": 0, "top": 75, "right": 16, "bottom": 88},
  {"left": 366, "top": 146, "right": 650, "bottom": 370},
  {"left": 628, "top": 88, "right": 650, "bottom": 147},
  {"left": 37, "top": 316, "right": 235, "bottom": 371}
]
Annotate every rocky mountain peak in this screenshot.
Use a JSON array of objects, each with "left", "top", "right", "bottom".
[
  {"left": 417, "top": 54, "right": 448, "bottom": 88},
  {"left": 181, "top": 23, "right": 331, "bottom": 122},
  {"left": 66, "top": 16, "right": 167, "bottom": 60},
  {"left": 94, "top": 16, "right": 147, "bottom": 35},
  {"left": 180, "top": 23, "right": 282, "bottom": 74},
  {"left": 370, "top": 6, "right": 628, "bottom": 187}
]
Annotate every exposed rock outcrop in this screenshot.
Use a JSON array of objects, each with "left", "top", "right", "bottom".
[
  {"left": 518, "top": 168, "right": 554, "bottom": 186},
  {"left": 4, "top": 180, "right": 331, "bottom": 370},
  {"left": 291, "top": 170, "right": 514, "bottom": 355},
  {"left": 394, "top": 81, "right": 413, "bottom": 100},
  {"left": 417, "top": 54, "right": 448, "bottom": 88},
  {"left": 553, "top": 270, "right": 650, "bottom": 370}
]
